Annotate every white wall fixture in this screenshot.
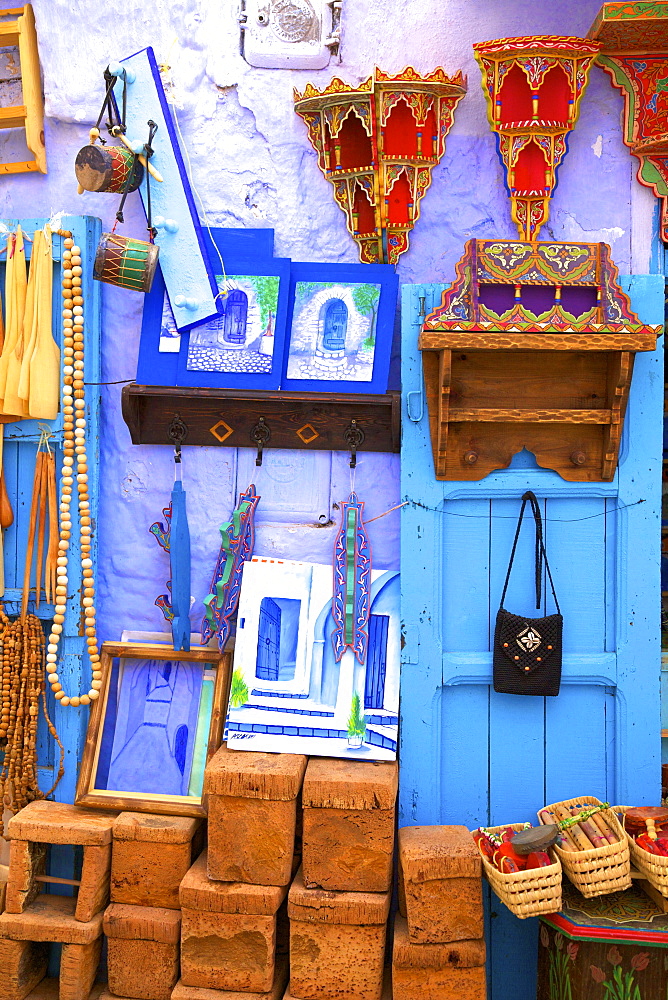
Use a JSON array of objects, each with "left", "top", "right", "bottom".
[{"left": 240, "top": 0, "right": 341, "bottom": 69}]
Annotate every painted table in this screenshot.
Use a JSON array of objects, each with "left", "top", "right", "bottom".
[{"left": 537, "top": 884, "right": 668, "bottom": 999}]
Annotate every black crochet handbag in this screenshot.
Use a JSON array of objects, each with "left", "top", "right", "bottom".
[{"left": 493, "top": 491, "right": 562, "bottom": 697}]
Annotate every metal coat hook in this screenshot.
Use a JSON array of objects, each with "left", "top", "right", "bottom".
[
  {"left": 168, "top": 413, "right": 188, "bottom": 463},
  {"left": 251, "top": 416, "right": 271, "bottom": 466},
  {"left": 343, "top": 419, "right": 365, "bottom": 469}
]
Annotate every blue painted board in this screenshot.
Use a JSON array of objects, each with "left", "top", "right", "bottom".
[{"left": 400, "top": 276, "right": 664, "bottom": 1000}]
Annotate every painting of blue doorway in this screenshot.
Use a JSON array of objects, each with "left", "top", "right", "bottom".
[
  {"left": 256, "top": 597, "right": 300, "bottom": 681},
  {"left": 226, "top": 557, "right": 399, "bottom": 761}
]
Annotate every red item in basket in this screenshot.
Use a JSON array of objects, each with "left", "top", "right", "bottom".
[
  {"left": 499, "top": 856, "right": 522, "bottom": 873},
  {"left": 494, "top": 842, "right": 527, "bottom": 870},
  {"left": 524, "top": 851, "right": 553, "bottom": 869},
  {"left": 636, "top": 833, "right": 668, "bottom": 856}
]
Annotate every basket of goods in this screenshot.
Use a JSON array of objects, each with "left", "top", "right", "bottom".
[
  {"left": 538, "top": 797, "right": 630, "bottom": 898},
  {"left": 619, "top": 806, "right": 668, "bottom": 897},
  {"left": 472, "top": 823, "right": 562, "bottom": 918}
]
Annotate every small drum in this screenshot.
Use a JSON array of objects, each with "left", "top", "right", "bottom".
[
  {"left": 75, "top": 143, "right": 144, "bottom": 194},
  {"left": 94, "top": 233, "right": 159, "bottom": 293}
]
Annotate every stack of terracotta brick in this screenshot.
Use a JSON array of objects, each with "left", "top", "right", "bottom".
[
  {"left": 171, "top": 744, "right": 307, "bottom": 1000},
  {"left": 394, "top": 826, "right": 486, "bottom": 1000},
  {"left": 286, "top": 757, "right": 398, "bottom": 1000},
  {"left": 0, "top": 800, "right": 115, "bottom": 1000},
  {"left": 102, "top": 812, "right": 202, "bottom": 1000}
]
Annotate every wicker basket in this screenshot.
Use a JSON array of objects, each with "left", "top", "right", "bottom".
[
  {"left": 474, "top": 823, "right": 562, "bottom": 919},
  {"left": 617, "top": 805, "right": 668, "bottom": 898},
  {"left": 538, "top": 796, "right": 630, "bottom": 898}
]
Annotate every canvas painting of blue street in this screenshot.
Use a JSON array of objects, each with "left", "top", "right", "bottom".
[
  {"left": 225, "top": 557, "right": 399, "bottom": 761},
  {"left": 286, "top": 281, "right": 381, "bottom": 382},
  {"left": 186, "top": 275, "right": 280, "bottom": 375}
]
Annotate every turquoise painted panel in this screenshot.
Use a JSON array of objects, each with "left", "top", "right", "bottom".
[
  {"left": 400, "top": 277, "right": 664, "bottom": 1000},
  {"left": 0, "top": 216, "right": 101, "bottom": 808}
]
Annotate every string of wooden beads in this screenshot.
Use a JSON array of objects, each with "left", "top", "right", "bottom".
[
  {"left": 46, "top": 231, "right": 101, "bottom": 708},
  {"left": 0, "top": 607, "right": 64, "bottom": 834}
]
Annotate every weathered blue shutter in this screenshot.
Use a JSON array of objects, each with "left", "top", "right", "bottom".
[{"left": 400, "top": 276, "right": 664, "bottom": 1000}]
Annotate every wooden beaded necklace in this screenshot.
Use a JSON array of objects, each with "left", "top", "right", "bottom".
[
  {"left": 0, "top": 608, "right": 64, "bottom": 833},
  {"left": 45, "top": 231, "right": 101, "bottom": 708}
]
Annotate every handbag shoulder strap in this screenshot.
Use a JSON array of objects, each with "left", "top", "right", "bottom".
[{"left": 499, "top": 491, "right": 560, "bottom": 614}]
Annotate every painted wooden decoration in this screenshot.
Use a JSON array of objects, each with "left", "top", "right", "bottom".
[
  {"left": 294, "top": 67, "right": 466, "bottom": 264},
  {"left": 110, "top": 48, "right": 223, "bottom": 330},
  {"left": 473, "top": 36, "right": 601, "bottom": 240},
  {"left": 0, "top": 5, "right": 46, "bottom": 175},
  {"left": 331, "top": 491, "right": 371, "bottom": 664},
  {"left": 201, "top": 484, "right": 260, "bottom": 652},
  {"left": 149, "top": 481, "right": 192, "bottom": 652},
  {"left": 419, "top": 240, "right": 661, "bottom": 481},
  {"left": 537, "top": 885, "right": 668, "bottom": 999},
  {"left": 400, "top": 276, "right": 663, "bottom": 999},
  {"left": 589, "top": 3, "right": 668, "bottom": 243}
]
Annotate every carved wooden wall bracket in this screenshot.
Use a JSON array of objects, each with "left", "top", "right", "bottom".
[
  {"left": 294, "top": 66, "right": 466, "bottom": 264},
  {"left": 474, "top": 36, "right": 600, "bottom": 240},
  {"left": 589, "top": 2, "right": 668, "bottom": 242},
  {"left": 419, "top": 240, "right": 661, "bottom": 481}
]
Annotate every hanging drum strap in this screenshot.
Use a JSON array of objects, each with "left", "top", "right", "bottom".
[
  {"left": 96, "top": 67, "right": 127, "bottom": 140},
  {"left": 144, "top": 120, "right": 158, "bottom": 241}
]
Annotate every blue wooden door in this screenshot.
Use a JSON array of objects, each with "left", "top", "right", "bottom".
[
  {"left": 365, "top": 613, "right": 389, "bottom": 709},
  {"left": 400, "top": 277, "right": 664, "bottom": 1000},
  {"left": 223, "top": 289, "right": 248, "bottom": 345},
  {"left": 322, "top": 298, "right": 348, "bottom": 350},
  {"left": 256, "top": 596, "right": 281, "bottom": 680}
]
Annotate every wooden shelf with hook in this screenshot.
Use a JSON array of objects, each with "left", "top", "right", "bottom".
[{"left": 121, "top": 384, "right": 401, "bottom": 457}]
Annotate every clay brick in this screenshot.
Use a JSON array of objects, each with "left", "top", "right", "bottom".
[
  {"left": 301, "top": 758, "right": 397, "bottom": 893},
  {"left": 393, "top": 914, "right": 486, "bottom": 1000},
  {"left": 283, "top": 967, "right": 391, "bottom": 1000},
  {"left": 76, "top": 844, "right": 111, "bottom": 922},
  {"left": 205, "top": 747, "right": 306, "bottom": 887},
  {"left": 60, "top": 939, "right": 102, "bottom": 1000},
  {"left": 207, "top": 796, "right": 297, "bottom": 887},
  {"left": 112, "top": 812, "right": 201, "bottom": 909},
  {"left": 288, "top": 869, "right": 390, "bottom": 1000},
  {"left": 0, "top": 895, "right": 104, "bottom": 944},
  {"left": 398, "top": 826, "right": 483, "bottom": 944},
  {"left": 7, "top": 802, "right": 116, "bottom": 846},
  {"left": 180, "top": 851, "right": 287, "bottom": 915},
  {"left": 398, "top": 826, "right": 481, "bottom": 882},
  {"left": 5, "top": 839, "right": 47, "bottom": 913},
  {"left": 181, "top": 908, "right": 276, "bottom": 992},
  {"left": 0, "top": 938, "right": 49, "bottom": 1000},
  {"left": 104, "top": 903, "right": 181, "bottom": 1000},
  {"left": 172, "top": 953, "right": 289, "bottom": 999},
  {"left": 204, "top": 745, "right": 307, "bottom": 800}
]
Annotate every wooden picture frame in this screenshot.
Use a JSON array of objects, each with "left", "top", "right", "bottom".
[{"left": 76, "top": 642, "right": 231, "bottom": 818}]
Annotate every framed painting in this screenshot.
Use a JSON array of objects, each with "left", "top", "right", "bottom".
[
  {"left": 175, "top": 257, "right": 291, "bottom": 391},
  {"left": 280, "top": 262, "right": 399, "bottom": 394},
  {"left": 76, "top": 642, "right": 231, "bottom": 818},
  {"left": 225, "top": 557, "right": 399, "bottom": 761},
  {"left": 135, "top": 226, "right": 277, "bottom": 387}
]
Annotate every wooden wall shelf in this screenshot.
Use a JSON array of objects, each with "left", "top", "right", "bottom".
[
  {"left": 121, "top": 384, "right": 401, "bottom": 455},
  {"left": 420, "top": 240, "right": 662, "bottom": 482}
]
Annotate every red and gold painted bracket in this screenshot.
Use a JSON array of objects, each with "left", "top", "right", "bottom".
[
  {"left": 589, "top": 2, "right": 668, "bottom": 242},
  {"left": 294, "top": 67, "right": 466, "bottom": 265},
  {"left": 474, "top": 36, "right": 601, "bottom": 240}
]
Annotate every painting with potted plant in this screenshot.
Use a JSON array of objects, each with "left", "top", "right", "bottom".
[{"left": 224, "top": 555, "right": 399, "bottom": 761}]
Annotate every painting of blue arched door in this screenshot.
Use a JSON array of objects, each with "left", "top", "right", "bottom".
[
  {"left": 256, "top": 597, "right": 281, "bottom": 680},
  {"left": 321, "top": 298, "right": 348, "bottom": 351},
  {"left": 365, "top": 614, "right": 388, "bottom": 709},
  {"left": 222, "top": 289, "right": 248, "bottom": 345}
]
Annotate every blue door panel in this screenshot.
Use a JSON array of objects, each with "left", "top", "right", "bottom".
[
  {"left": 400, "top": 278, "right": 664, "bottom": 1000},
  {"left": 365, "top": 614, "right": 389, "bottom": 709}
]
